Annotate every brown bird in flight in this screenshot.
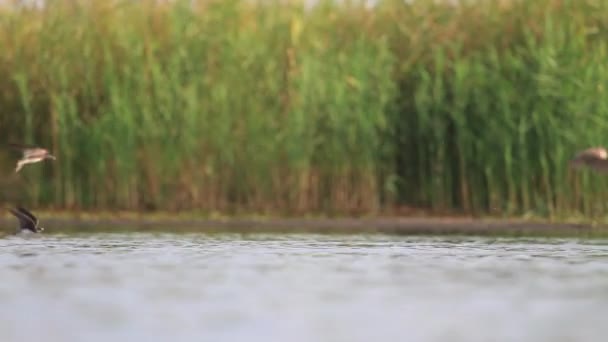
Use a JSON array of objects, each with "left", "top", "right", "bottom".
[
  {"left": 9, "top": 143, "right": 56, "bottom": 173},
  {"left": 569, "top": 147, "right": 608, "bottom": 173}
]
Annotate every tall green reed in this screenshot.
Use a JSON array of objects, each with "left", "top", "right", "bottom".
[
  {"left": 0, "top": 0, "right": 395, "bottom": 214},
  {"left": 1, "top": 0, "right": 608, "bottom": 218}
]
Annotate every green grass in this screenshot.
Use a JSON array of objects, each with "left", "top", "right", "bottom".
[{"left": 1, "top": 0, "right": 608, "bottom": 219}]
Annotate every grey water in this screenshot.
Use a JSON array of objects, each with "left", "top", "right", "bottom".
[{"left": 0, "top": 233, "right": 607, "bottom": 342}]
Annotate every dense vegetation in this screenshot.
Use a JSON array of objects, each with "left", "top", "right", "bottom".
[{"left": 1, "top": 0, "right": 607, "bottom": 218}]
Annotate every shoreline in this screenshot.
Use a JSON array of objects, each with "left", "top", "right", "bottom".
[{"left": 1, "top": 211, "right": 606, "bottom": 237}]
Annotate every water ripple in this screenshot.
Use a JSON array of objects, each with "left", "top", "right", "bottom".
[{"left": 0, "top": 233, "right": 606, "bottom": 342}]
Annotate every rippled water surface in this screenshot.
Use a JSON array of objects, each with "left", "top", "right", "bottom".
[{"left": 0, "top": 233, "right": 607, "bottom": 342}]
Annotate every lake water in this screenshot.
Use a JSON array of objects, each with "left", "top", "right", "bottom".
[{"left": 0, "top": 233, "right": 607, "bottom": 342}]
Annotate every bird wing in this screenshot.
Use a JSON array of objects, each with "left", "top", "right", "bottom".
[
  {"left": 8, "top": 143, "right": 49, "bottom": 157},
  {"left": 23, "top": 149, "right": 48, "bottom": 158},
  {"left": 16, "top": 206, "right": 39, "bottom": 227},
  {"left": 9, "top": 208, "right": 36, "bottom": 231}
]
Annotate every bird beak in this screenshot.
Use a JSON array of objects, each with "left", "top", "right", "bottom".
[{"left": 47, "top": 154, "right": 56, "bottom": 160}]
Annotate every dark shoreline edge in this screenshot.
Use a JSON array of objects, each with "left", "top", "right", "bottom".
[{"left": 1, "top": 216, "right": 606, "bottom": 237}]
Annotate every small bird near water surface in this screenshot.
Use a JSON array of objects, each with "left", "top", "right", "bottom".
[{"left": 8, "top": 206, "right": 44, "bottom": 234}]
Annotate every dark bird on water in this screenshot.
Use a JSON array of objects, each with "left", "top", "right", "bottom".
[
  {"left": 8, "top": 206, "right": 44, "bottom": 234},
  {"left": 9, "top": 143, "right": 56, "bottom": 173}
]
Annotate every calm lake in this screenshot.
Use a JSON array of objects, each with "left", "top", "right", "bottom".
[{"left": 0, "top": 233, "right": 607, "bottom": 342}]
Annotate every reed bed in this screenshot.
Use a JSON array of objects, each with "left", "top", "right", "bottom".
[{"left": 0, "top": 0, "right": 607, "bottom": 219}]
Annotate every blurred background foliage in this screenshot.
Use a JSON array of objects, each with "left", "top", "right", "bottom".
[{"left": 0, "top": 0, "right": 607, "bottom": 219}]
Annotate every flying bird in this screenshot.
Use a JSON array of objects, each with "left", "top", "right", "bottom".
[
  {"left": 569, "top": 147, "right": 608, "bottom": 173},
  {"left": 8, "top": 206, "right": 44, "bottom": 234},
  {"left": 9, "top": 143, "right": 56, "bottom": 173}
]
